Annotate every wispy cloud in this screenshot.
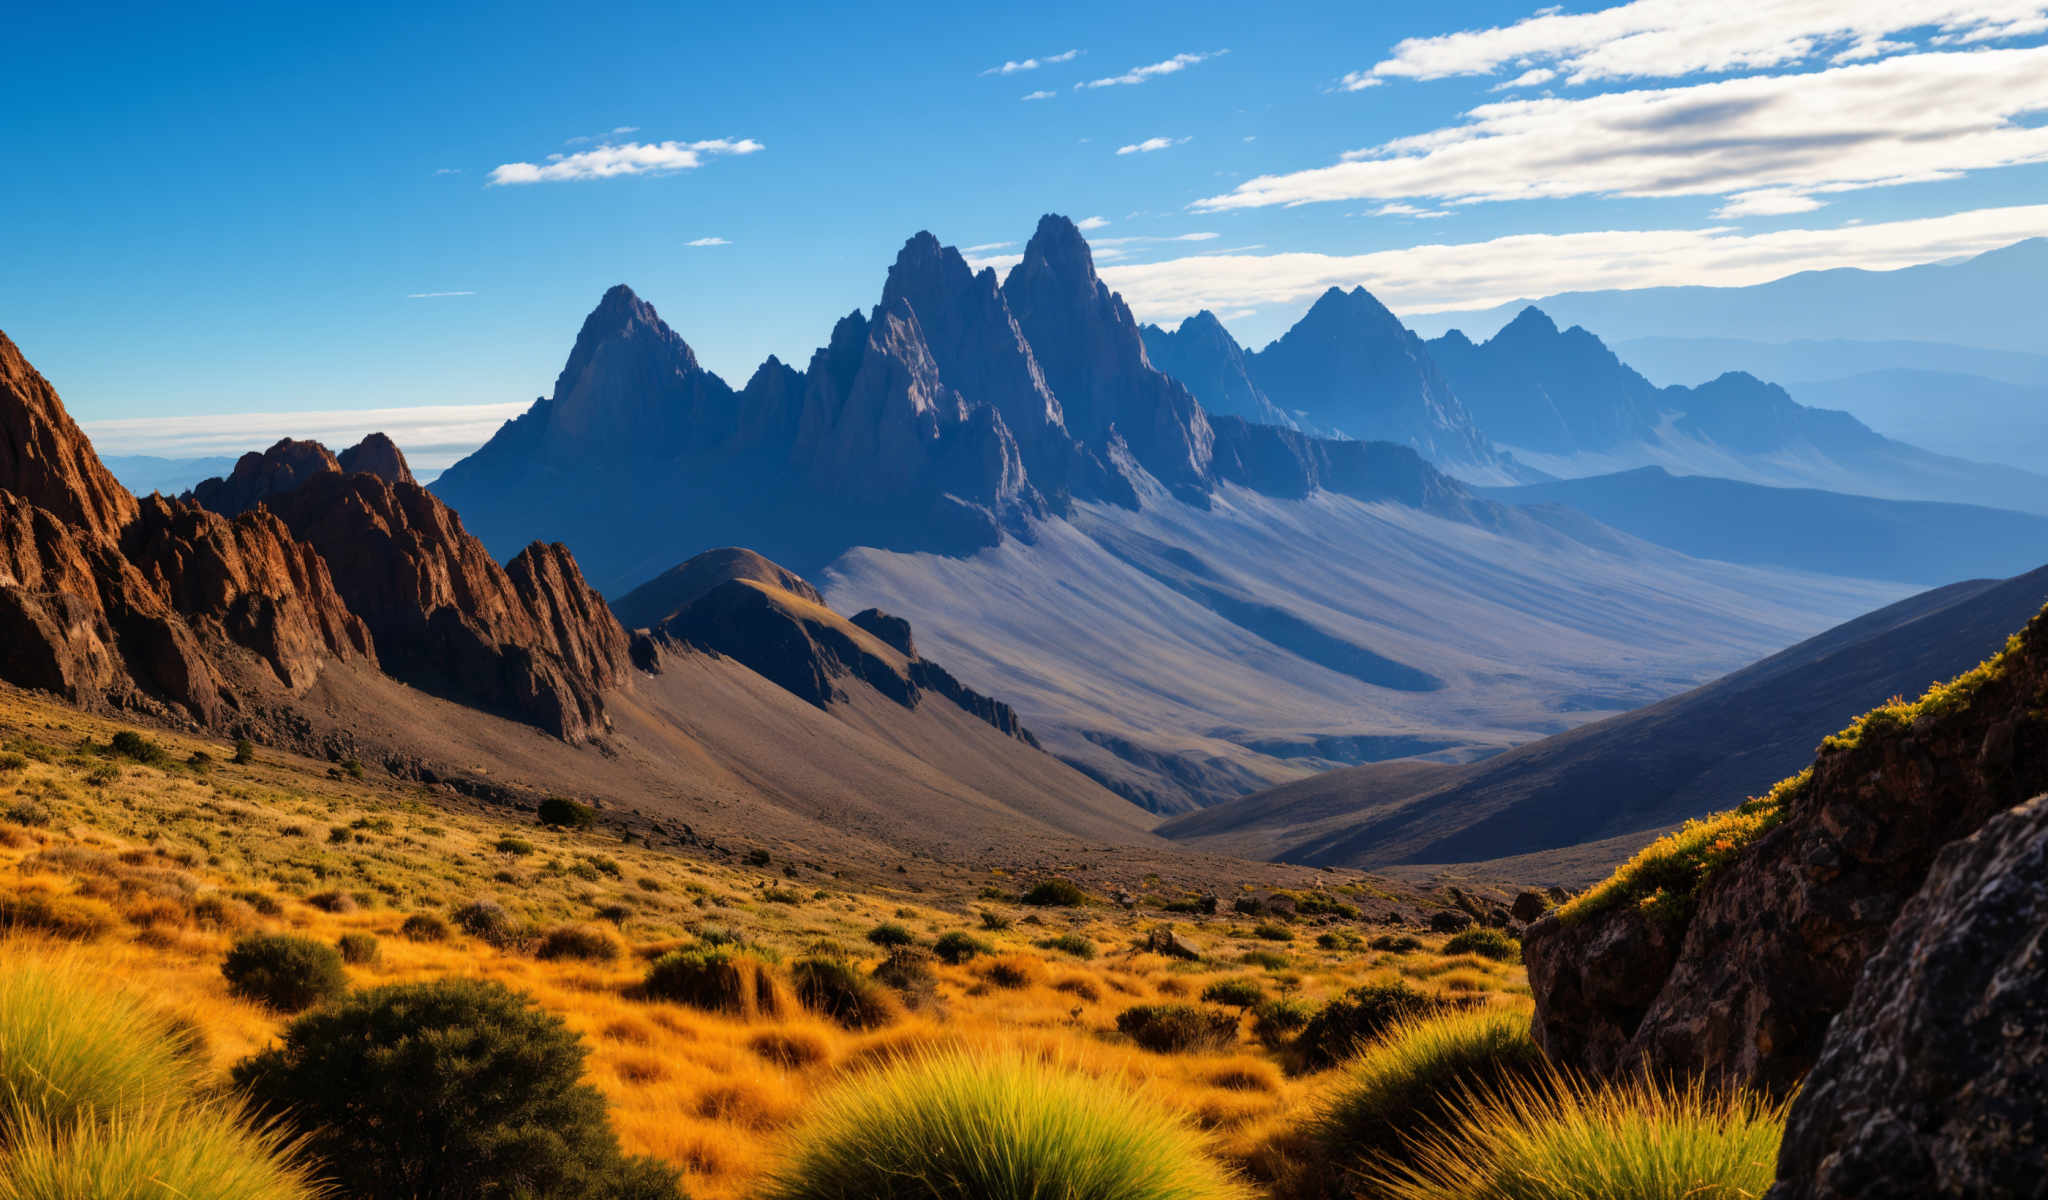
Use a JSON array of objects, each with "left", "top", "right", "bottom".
[
  {"left": 433, "top": 167, "right": 462, "bottom": 176},
  {"left": 1116, "top": 136, "right": 1191, "bottom": 155},
  {"left": 685, "top": 236, "right": 730, "bottom": 246},
  {"left": 81, "top": 402, "right": 533, "bottom": 472},
  {"left": 1351, "top": 0, "right": 2048, "bottom": 87},
  {"left": 1075, "top": 216, "right": 1111, "bottom": 231},
  {"left": 1099, "top": 203, "right": 2048, "bottom": 322},
  {"left": 1078, "top": 50, "right": 1225, "bottom": 89},
  {"left": 1371, "top": 202, "right": 1449, "bottom": 218},
  {"left": 1085, "top": 231, "right": 1218, "bottom": 262},
  {"left": 1196, "top": 47, "right": 2048, "bottom": 215},
  {"left": 489, "top": 137, "right": 763, "bottom": 185},
  {"left": 982, "top": 49, "right": 1081, "bottom": 76},
  {"left": 406, "top": 290, "right": 476, "bottom": 298},
  {"left": 1022, "top": 89, "right": 1057, "bottom": 101},
  {"left": 961, "top": 240, "right": 1015, "bottom": 253}
]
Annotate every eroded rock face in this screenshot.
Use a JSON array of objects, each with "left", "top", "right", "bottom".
[
  {"left": 1526, "top": 604, "right": 2048, "bottom": 1091},
  {"left": 1768, "top": 793, "right": 2048, "bottom": 1200},
  {"left": 0, "top": 334, "right": 138, "bottom": 541},
  {"left": 221, "top": 448, "right": 628, "bottom": 741}
]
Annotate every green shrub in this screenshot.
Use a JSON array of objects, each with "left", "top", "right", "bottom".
[
  {"left": 537, "top": 797, "right": 596, "bottom": 830},
  {"left": 1200, "top": 977, "right": 1267, "bottom": 1009},
  {"left": 0, "top": 894, "right": 110, "bottom": 940},
  {"left": 0, "top": 1103, "right": 317, "bottom": 1200},
  {"left": 865, "top": 922, "right": 915, "bottom": 948},
  {"left": 1251, "top": 998, "right": 1314, "bottom": 1045},
  {"left": 400, "top": 912, "right": 449, "bottom": 942},
  {"left": 792, "top": 956, "right": 898, "bottom": 1029},
  {"left": 4, "top": 799, "right": 51, "bottom": 827},
  {"left": 1240, "top": 949, "right": 1291, "bottom": 970},
  {"left": 978, "top": 909, "right": 1013, "bottom": 931},
  {"left": 1115, "top": 1004, "right": 1240, "bottom": 1054},
  {"left": 744, "top": 848, "right": 772, "bottom": 868},
  {"left": 336, "top": 933, "right": 381, "bottom": 965},
  {"left": 932, "top": 931, "right": 991, "bottom": 964},
  {"left": 220, "top": 933, "right": 348, "bottom": 1013},
  {"left": 452, "top": 899, "right": 518, "bottom": 947},
  {"left": 1296, "top": 1010, "right": 1548, "bottom": 1192},
  {"left": 1163, "top": 894, "right": 1219, "bottom": 915},
  {"left": 1292, "top": 894, "right": 1361, "bottom": 920},
  {"left": 1020, "top": 877, "right": 1090, "bottom": 907},
  {"left": 107, "top": 730, "right": 170, "bottom": 766},
  {"left": 642, "top": 946, "right": 786, "bottom": 1019},
  {"left": 232, "top": 978, "right": 679, "bottom": 1200},
  {"left": 1292, "top": 983, "right": 1463, "bottom": 1072},
  {"left": 1041, "top": 932, "right": 1097, "bottom": 959},
  {"left": 1232, "top": 896, "right": 1264, "bottom": 916},
  {"left": 303, "top": 889, "right": 356, "bottom": 914},
  {"left": 1252, "top": 922, "right": 1295, "bottom": 942},
  {"left": 758, "top": 1051, "right": 1248, "bottom": 1200},
  {"left": 1366, "top": 1070, "right": 1786, "bottom": 1200},
  {"left": 536, "top": 924, "right": 621, "bottom": 963},
  {"left": 0, "top": 955, "right": 202, "bottom": 1136},
  {"left": 1370, "top": 934, "right": 1425, "bottom": 953},
  {"left": 232, "top": 738, "right": 257, "bottom": 765},
  {"left": 1443, "top": 927, "right": 1522, "bottom": 963},
  {"left": 871, "top": 948, "right": 938, "bottom": 1008},
  {"left": 495, "top": 835, "right": 535, "bottom": 856}
]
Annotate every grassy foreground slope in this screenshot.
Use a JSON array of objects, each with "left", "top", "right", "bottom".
[{"left": 0, "top": 684, "right": 1534, "bottom": 1199}]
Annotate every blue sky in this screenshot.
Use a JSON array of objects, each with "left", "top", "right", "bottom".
[{"left": 6, "top": 0, "right": 2048, "bottom": 466}]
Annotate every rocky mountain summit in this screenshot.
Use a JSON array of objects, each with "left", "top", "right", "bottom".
[
  {"left": 433, "top": 215, "right": 1487, "bottom": 592},
  {"left": 0, "top": 329, "right": 625, "bottom": 744}
]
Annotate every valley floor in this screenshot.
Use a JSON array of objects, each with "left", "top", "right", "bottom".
[{"left": 0, "top": 688, "right": 1530, "bottom": 1199}]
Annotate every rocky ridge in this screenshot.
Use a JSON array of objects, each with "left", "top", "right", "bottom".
[{"left": 1524, "top": 599, "right": 2048, "bottom": 1092}]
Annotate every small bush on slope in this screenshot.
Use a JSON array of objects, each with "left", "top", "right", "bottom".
[
  {"left": 1441, "top": 928, "right": 1520, "bottom": 963},
  {"left": 792, "top": 955, "right": 897, "bottom": 1029},
  {"left": 1366, "top": 1070, "right": 1786, "bottom": 1200},
  {"left": 1280, "top": 1010, "right": 1547, "bottom": 1199},
  {"left": 232, "top": 977, "right": 679, "bottom": 1200},
  {"left": 1292, "top": 983, "right": 1463, "bottom": 1073},
  {"left": 1116, "top": 1004, "right": 1241, "bottom": 1054},
  {"left": 1021, "top": 877, "right": 1091, "bottom": 907},
  {"left": 643, "top": 945, "right": 787, "bottom": 1019},
  {"left": 220, "top": 932, "right": 348, "bottom": 1013},
  {"left": 758, "top": 1051, "right": 1250, "bottom": 1200}
]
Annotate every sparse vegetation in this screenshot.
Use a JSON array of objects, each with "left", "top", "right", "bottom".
[
  {"left": 931, "top": 931, "right": 990, "bottom": 964},
  {"left": 538, "top": 797, "right": 597, "bottom": 830},
  {"left": 1116, "top": 1003, "right": 1241, "bottom": 1054},
  {"left": 643, "top": 945, "right": 787, "bottom": 1018},
  {"left": 758, "top": 1052, "right": 1250, "bottom": 1200},
  {"left": 1020, "top": 877, "right": 1090, "bottom": 907},
  {"left": 865, "top": 921, "right": 915, "bottom": 947},
  {"left": 336, "top": 932, "right": 381, "bottom": 965},
  {"left": 1292, "top": 982, "right": 1460, "bottom": 1073},
  {"left": 791, "top": 956, "right": 896, "bottom": 1029},
  {"left": 1442, "top": 928, "right": 1521, "bottom": 963}
]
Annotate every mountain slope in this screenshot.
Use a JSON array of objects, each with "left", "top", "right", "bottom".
[
  {"left": 1140, "top": 311, "right": 1295, "bottom": 429},
  {"left": 1161, "top": 563, "right": 2048, "bottom": 872},
  {"left": 1481, "top": 468, "right": 2048, "bottom": 586}
]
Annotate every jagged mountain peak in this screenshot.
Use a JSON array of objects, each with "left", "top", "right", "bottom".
[
  {"left": 552, "top": 284, "right": 704, "bottom": 403},
  {"left": 0, "top": 330, "right": 139, "bottom": 540},
  {"left": 337, "top": 432, "right": 414, "bottom": 486},
  {"left": 1497, "top": 305, "right": 1561, "bottom": 339}
]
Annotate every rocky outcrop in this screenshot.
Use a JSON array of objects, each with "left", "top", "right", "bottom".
[
  {"left": 195, "top": 439, "right": 628, "bottom": 741},
  {"left": 1769, "top": 793, "right": 2048, "bottom": 1200},
  {"left": 337, "top": 432, "right": 415, "bottom": 485},
  {"left": 190, "top": 439, "right": 343, "bottom": 516},
  {"left": 633, "top": 549, "right": 1038, "bottom": 744},
  {"left": 0, "top": 334, "right": 137, "bottom": 541},
  {"left": 1526, "top": 601, "right": 2048, "bottom": 1092}
]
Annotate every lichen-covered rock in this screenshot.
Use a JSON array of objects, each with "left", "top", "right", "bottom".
[
  {"left": 1527, "top": 603, "right": 2048, "bottom": 1091},
  {"left": 1770, "top": 793, "right": 2048, "bottom": 1200}
]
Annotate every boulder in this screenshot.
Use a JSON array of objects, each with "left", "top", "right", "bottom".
[
  {"left": 1770, "top": 794, "right": 2048, "bottom": 1199},
  {"left": 1429, "top": 909, "right": 1474, "bottom": 933},
  {"left": 1146, "top": 926, "right": 1202, "bottom": 961},
  {"left": 1510, "top": 890, "right": 1552, "bottom": 924}
]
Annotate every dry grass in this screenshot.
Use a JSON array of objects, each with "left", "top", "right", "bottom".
[{"left": 0, "top": 690, "right": 1532, "bottom": 1199}]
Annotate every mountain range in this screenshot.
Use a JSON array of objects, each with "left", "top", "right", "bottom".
[{"left": 430, "top": 215, "right": 1914, "bottom": 812}]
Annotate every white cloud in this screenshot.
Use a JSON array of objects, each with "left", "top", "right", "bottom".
[
  {"left": 685, "top": 236, "right": 730, "bottom": 246},
  {"left": 1371, "top": 202, "right": 1449, "bottom": 218},
  {"left": 81, "top": 403, "right": 532, "bottom": 472},
  {"left": 406, "top": 290, "right": 476, "bottom": 299},
  {"left": 1116, "top": 136, "right": 1191, "bottom": 155},
  {"left": 1098, "top": 203, "right": 2048, "bottom": 321},
  {"left": 963, "top": 252, "right": 1025, "bottom": 273},
  {"left": 1075, "top": 216, "right": 1111, "bottom": 231},
  {"left": 1712, "top": 189, "right": 1825, "bottom": 218},
  {"left": 962, "top": 240, "right": 1015, "bottom": 253},
  {"left": 1022, "top": 89, "right": 1057, "bottom": 101},
  {"left": 1079, "top": 50, "right": 1225, "bottom": 88},
  {"left": 982, "top": 49, "right": 1081, "bottom": 76},
  {"left": 488, "top": 138, "right": 763, "bottom": 185},
  {"left": 1196, "top": 48, "right": 2048, "bottom": 214},
  {"left": 433, "top": 167, "right": 462, "bottom": 176},
  {"left": 1493, "top": 67, "right": 1557, "bottom": 90},
  {"left": 1355, "top": 0, "right": 2048, "bottom": 86}
]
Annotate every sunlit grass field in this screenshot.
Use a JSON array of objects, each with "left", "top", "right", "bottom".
[{"left": 0, "top": 688, "right": 1538, "bottom": 1199}]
